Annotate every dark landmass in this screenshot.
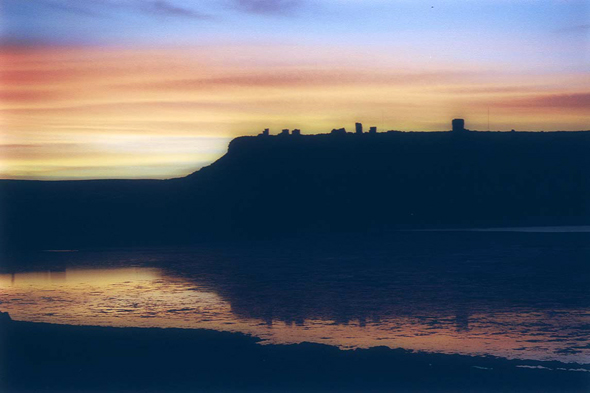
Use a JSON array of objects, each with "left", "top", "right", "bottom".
[
  {"left": 1, "top": 317, "right": 589, "bottom": 393},
  {"left": 1, "top": 130, "right": 589, "bottom": 251}
]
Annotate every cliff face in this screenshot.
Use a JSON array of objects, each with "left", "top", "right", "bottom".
[
  {"left": 2, "top": 131, "right": 589, "bottom": 250},
  {"left": 186, "top": 131, "right": 590, "bottom": 234}
]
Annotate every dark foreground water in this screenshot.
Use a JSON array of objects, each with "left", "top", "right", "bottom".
[{"left": 2, "top": 229, "right": 589, "bottom": 366}]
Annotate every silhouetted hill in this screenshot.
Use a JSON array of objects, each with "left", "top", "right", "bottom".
[{"left": 2, "top": 131, "right": 589, "bottom": 250}]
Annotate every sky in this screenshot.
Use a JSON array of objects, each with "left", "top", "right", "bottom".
[{"left": 1, "top": 0, "right": 589, "bottom": 179}]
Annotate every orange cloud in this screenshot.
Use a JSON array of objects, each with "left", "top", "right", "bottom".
[
  {"left": 498, "top": 93, "right": 590, "bottom": 110},
  {"left": 114, "top": 69, "right": 481, "bottom": 92}
]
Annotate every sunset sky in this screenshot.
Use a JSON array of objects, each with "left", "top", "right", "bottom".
[{"left": 1, "top": 0, "right": 589, "bottom": 179}]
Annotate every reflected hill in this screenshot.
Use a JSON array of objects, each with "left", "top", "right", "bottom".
[
  {"left": 156, "top": 232, "right": 590, "bottom": 327},
  {"left": 3, "top": 231, "right": 588, "bottom": 361},
  {"left": 2, "top": 129, "right": 590, "bottom": 250}
]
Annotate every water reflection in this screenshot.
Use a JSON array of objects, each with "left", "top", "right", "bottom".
[
  {"left": 1, "top": 232, "right": 589, "bottom": 364},
  {"left": 0, "top": 268, "right": 159, "bottom": 286}
]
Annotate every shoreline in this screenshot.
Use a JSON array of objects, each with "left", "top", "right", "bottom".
[{"left": 1, "top": 318, "right": 589, "bottom": 392}]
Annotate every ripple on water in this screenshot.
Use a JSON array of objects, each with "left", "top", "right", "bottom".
[{"left": 1, "top": 243, "right": 589, "bottom": 365}]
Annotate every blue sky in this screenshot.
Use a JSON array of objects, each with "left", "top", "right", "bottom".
[
  {"left": 2, "top": 0, "right": 588, "bottom": 73},
  {"left": 3, "top": 1, "right": 588, "bottom": 52}
]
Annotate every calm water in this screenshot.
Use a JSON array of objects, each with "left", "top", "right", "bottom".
[{"left": 1, "top": 231, "right": 589, "bottom": 364}]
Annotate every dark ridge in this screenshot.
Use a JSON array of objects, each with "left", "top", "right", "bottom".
[
  {"left": 1, "top": 130, "right": 589, "bottom": 251},
  {"left": 1, "top": 318, "right": 589, "bottom": 392}
]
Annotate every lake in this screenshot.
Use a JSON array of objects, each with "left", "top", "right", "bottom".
[{"left": 1, "top": 230, "right": 589, "bottom": 365}]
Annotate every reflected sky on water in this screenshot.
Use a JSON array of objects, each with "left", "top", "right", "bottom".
[{"left": 1, "top": 231, "right": 589, "bottom": 364}]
